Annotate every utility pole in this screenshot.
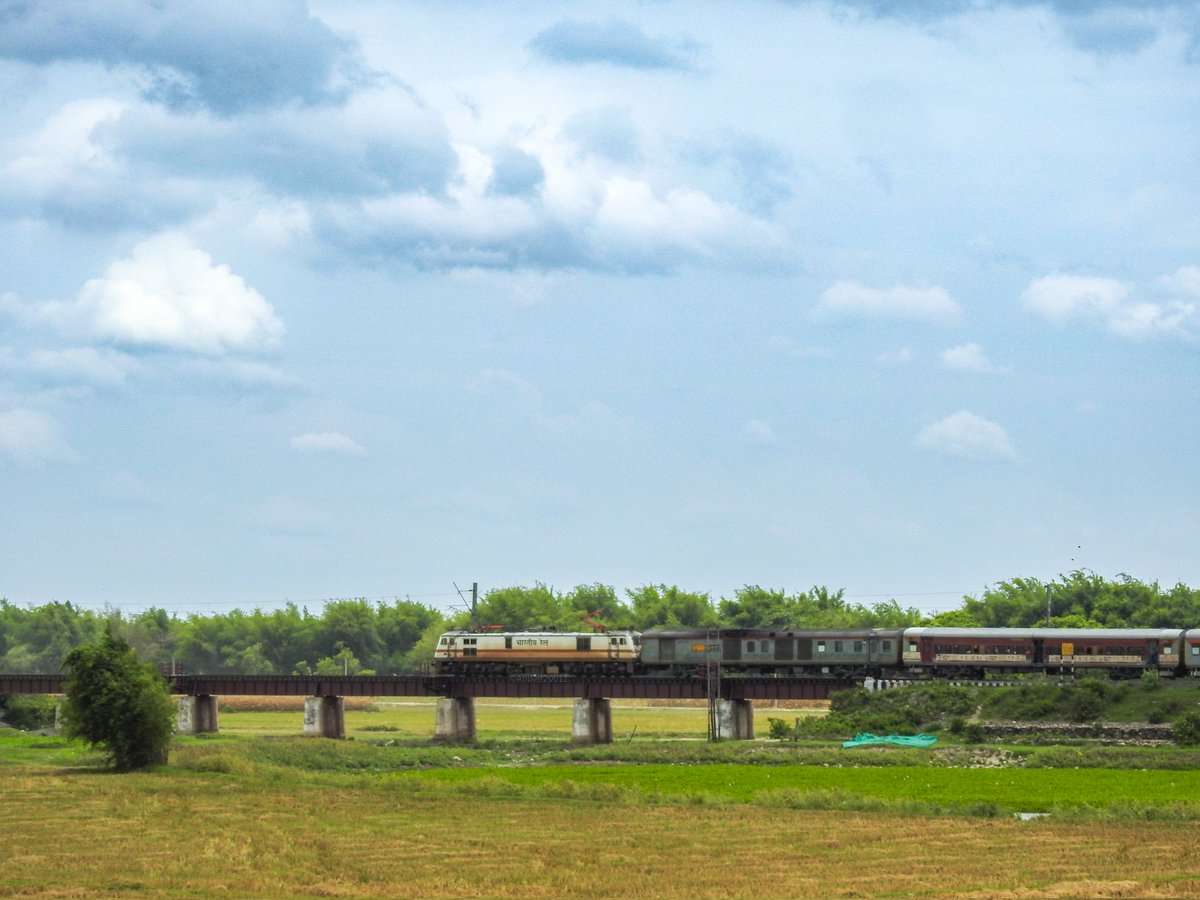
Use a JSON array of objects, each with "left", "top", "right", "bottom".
[{"left": 454, "top": 581, "right": 481, "bottom": 632}]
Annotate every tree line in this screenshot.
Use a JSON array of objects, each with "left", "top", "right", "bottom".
[{"left": 2, "top": 572, "right": 1199, "bottom": 675}]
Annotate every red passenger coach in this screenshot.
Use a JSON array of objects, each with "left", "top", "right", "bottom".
[
  {"left": 902, "top": 627, "right": 1185, "bottom": 678},
  {"left": 1183, "top": 630, "right": 1200, "bottom": 675}
]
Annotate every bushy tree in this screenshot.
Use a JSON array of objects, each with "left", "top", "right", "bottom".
[
  {"left": 627, "top": 584, "right": 718, "bottom": 630},
  {"left": 1173, "top": 710, "right": 1200, "bottom": 747},
  {"left": 61, "top": 625, "right": 175, "bottom": 771},
  {"left": 719, "top": 586, "right": 798, "bottom": 629}
]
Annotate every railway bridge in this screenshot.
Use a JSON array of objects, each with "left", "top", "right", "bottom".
[{"left": 0, "top": 672, "right": 852, "bottom": 744}]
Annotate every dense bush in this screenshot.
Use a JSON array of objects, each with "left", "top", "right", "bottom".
[
  {"left": 0, "top": 694, "right": 57, "bottom": 730},
  {"left": 61, "top": 626, "right": 176, "bottom": 771},
  {"left": 765, "top": 717, "right": 796, "bottom": 740},
  {"left": 1064, "top": 678, "right": 1109, "bottom": 722},
  {"left": 807, "top": 683, "right": 980, "bottom": 738},
  {"left": 1173, "top": 711, "right": 1200, "bottom": 747}
]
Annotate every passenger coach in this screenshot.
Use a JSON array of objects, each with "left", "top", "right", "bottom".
[
  {"left": 639, "top": 628, "right": 903, "bottom": 676},
  {"left": 901, "top": 627, "right": 1185, "bottom": 678}
]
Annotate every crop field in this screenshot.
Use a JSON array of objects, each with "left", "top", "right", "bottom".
[
  {"left": 392, "top": 762, "right": 1200, "bottom": 813},
  {"left": 4, "top": 750, "right": 1200, "bottom": 898},
  {"left": 5, "top": 703, "right": 1200, "bottom": 899}
]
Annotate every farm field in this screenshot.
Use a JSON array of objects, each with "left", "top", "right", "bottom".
[
  {"left": 4, "top": 749, "right": 1200, "bottom": 898},
  {"left": 6, "top": 698, "right": 1200, "bottom": 898}
]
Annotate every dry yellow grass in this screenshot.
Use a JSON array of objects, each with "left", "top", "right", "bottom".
[
  {"left": 3, "top": 767, "right": 1200, "bottom": 898},
  {"left": 221, "top": 695, "right": 379, "bottom": 712}
]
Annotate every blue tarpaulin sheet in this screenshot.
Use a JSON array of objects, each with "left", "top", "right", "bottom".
[{"left": 842, "top": 733, "right": 938, "bottom": 748}]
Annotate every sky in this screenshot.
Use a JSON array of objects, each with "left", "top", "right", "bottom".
[{"left": 1, "top": 0, "right": 1198, "bottom": 618}]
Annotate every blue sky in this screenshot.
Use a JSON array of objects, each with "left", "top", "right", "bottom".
[{"left": 1, "top": 0, "right": 1197, "bottom": 616}]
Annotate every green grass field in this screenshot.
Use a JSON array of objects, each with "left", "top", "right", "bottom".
[
  {"left": 389, "top": 761, "right": 1200, "bottom": 814},
  {"left": 7, "top": 699, "right": 1200, "bottom": 898},
  {"left": 6, "top": 729, "right": 1200, "bottom": 898},
  {"left": 5, "top": 763, "right": 1200, "bottom": 899}
]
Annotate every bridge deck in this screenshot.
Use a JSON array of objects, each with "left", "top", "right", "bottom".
[{"left": 1, "top": 673, "right": 850, "bottom": 700}]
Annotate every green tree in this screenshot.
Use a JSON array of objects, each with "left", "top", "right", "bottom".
[
  {"left": 470, "top": 583, "right": 576, "bottom": 631},
  {"left": 60, "top": 625, "right": 175, "bottom": 771},
  {"left": 1173, "top": 711, "right": 1200, "bottom": 747},
  {"left": 626, "top": 584, "right": 718, "bottom": 629},
  {"left": 311, "top": 643, "right": 375, "bottom": 676},
  {"left": 565, "top": 583, "right": 631, "bottom": 630},
  {"left": 376, "top": 600, "right": 445, "bottom": 671},
  {"left": 719, "top": 586, "right": 798, "bottom": 629}
]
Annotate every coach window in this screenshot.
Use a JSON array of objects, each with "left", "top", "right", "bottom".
[
  {"left": 882, "top": 640, "right": 892, "bottom": 652},
  {"left": 1193, "top": 645, "right": 1200, "bottom": 656},
  {"left": 747, "top": 641, "right": 756, "bottom": 652},
  {"left": 853, "top": 641, "right": 863, "bottom": 653},
  {"left": 505, "top": 637, "right": 513, "bottom": 649},
  {"left": 834, "top": 641, "right": 843, "bottom": 653},
  {"left": 817, "top": 641, "right": 826, "bottom": 653},
  {"left": 1162, "top": 645, "right": 1173, "bottom": 655},
  {"left": 907, "top": 641, "right": 917, "bottom": 653}
]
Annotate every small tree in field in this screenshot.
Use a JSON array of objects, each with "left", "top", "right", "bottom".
[
  {"left": 61, "top": 624, "right": 175, "bottom": 770},
  {"left": 1173, "top": 710, "right": 1200, "bottom": 747}
]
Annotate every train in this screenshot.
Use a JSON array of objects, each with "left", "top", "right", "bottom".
[{"left": 433, "top": 626, "right": 1200, "bottom": 679}]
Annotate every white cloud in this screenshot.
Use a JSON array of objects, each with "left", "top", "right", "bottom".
[
  {"left": 5, "top": 98, "right": 125, "bottom": 184},
  {"left": 743, "top": 419, "right": 776, "bottom": 445},
  {"left": 321, "top": 128, "right": 787, "bottom": 274},
  {"left": 817, "top": 281, "right": 960, "bottom": 324},
  {"left": 0, "top": 408, "right": 79, "bottom": 465},
  {"left": 1021, "top": 274, "right": 1126, "bottom": 324},
  {"left": 0, "top": 347, "right": 141, "bottom": 386},
  {"left": 589, "top": 176, "right": 782, "bottom": 269},
  {"left": 1160, "top": 265, "right": 1200, "bottom": 298},
  {"left": 915, "top": 410, "right": 1015, "bottom": 461},
  {"left": 16, "top": 234, "right": 284, "bottom": 355},
  {"left": 1108, "top": 301, "right": 1197, "bottom": 341},
  {"left": 940, "top": 342, "right": 1006, "bottom": 374},
  {"left": 180, "top": 358, "right": 300, "bottom": 390},
  {"left": 1023, "top": 271, "right": 1199, "bottom": 342},
  {"left": 80, "top": 234, "right": 284, "bottom": 354},
  {"left": 290, "top": 432, "right": 366, "bottom": 457}
]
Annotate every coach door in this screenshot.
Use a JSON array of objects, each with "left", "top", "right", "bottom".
[
  {"left": 723, "top": 636, "right": 742, "bottom": 662},
  {"left": 658, "top": 638, "right": 675, "bottom": 662},
  {"left": 774, "top": 636, "right": 795, "bottom": 662}
]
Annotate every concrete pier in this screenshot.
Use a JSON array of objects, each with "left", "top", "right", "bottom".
[
  {"left": 716, "top": 699, "right": 754, "bottom": 740},
  {"left": 571, "top": 698, "right": 613, "bottom": 745},
  {"left": 177, "top": 695, "right": 219, "bottom": 734},
  {"left": 303, "top": 695, "right": 345, "bottom": 738},
  {"left": 433, "top": 697, "right": 476, "bottom": 742}
]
